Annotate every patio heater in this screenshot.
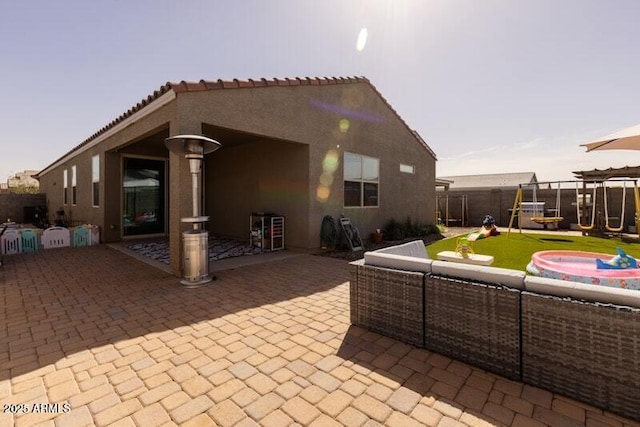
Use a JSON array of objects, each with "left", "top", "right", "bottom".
[{"left": 165, "top": 135, "right": 222, "bottom": 286}]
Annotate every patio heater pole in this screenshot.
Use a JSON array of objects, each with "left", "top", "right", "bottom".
[{"left": 165, "top": 135, "right": 222, "bottom": 287}]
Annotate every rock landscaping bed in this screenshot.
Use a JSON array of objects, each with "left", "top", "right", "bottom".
[{"left": 314, "top": 234, "right": 444, "bottom": 261}]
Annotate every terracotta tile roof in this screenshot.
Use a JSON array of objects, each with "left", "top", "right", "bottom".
[
  {"left": 167, "top": 76, "right": 367, "bottom": 94},
  {"left": 38, "top": 76, "right": 435, "bottom": 176}
]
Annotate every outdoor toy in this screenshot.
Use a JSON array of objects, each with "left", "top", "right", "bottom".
[
  {"left": 603, "top": 182, "right": 627, "bottom": 232},
  {"left": 439, "top": 235, "right": 494, "bottom": 265},
  {"left": 455, "top": 236, "right": 473, "bottom": 258},
  {"left": 509, "top": 182, "right": 563, "bottom": 236},
  {"left": 527, "top": 250, "right": 640, "bottom": 290},
  {"left": 531, "top": 182, "right": 563, "bottom": 225},
  {"left": 595, "top": 248, "right": 638, "bottom": 270},
  {"left": 467, "top": 215, "right": 500, "bottom": 242}
]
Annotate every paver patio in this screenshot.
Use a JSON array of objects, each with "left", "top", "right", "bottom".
[{"left": 1, "top": 245, "right": 639, "bottom": 426}]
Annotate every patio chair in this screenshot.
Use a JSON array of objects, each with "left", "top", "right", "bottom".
[
  {"left": 73, "top": 225, "right": 90, "bottom": 247},
  {"left": 1, "top": 229, "right": 22, "bottom": 255},
  {"left": 20, "top": 229, "right": 39, "bottom": 253},
  {"left": 42, "top": 227, "right": 71, "bottom": 249}
]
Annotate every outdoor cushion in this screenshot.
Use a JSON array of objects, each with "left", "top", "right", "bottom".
[
  {"left": 430, "top": 260, "right": 526, "bottom": 290},
  {"left": 363, "top": 252, "right": 432, "bottom": 273},
  {"left": 363, "top": 240, "right": 431, "bottom": 273},
  {"left": 373, "top": 240, "right": 429, "bottom": 259},
  {"left": 524, "top": 275, "right": 640, "bottom": 309}
]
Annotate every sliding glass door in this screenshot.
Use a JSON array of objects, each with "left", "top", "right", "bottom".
[{"left": 123, "top": 157, "right": 166, "bottom": 236}]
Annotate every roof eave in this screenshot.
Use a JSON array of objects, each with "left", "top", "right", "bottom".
[{"left": 38, "top": 90, "right": 177, "bottom": 177}]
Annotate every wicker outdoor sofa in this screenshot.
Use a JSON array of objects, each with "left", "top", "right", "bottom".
[{"left": 349, "top": 240, "right": 640, "bottom": 421}]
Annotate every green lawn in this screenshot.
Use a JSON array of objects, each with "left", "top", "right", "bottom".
[{"left": 426, "top": 231, "right": 640, "bottom": 271}]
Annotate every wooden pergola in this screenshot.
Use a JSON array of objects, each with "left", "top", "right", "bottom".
[{"left": 573, "top": 165, "right": 640, "bottom": 180}]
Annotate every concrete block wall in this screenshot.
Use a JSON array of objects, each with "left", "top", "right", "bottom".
[
  {"left": 0, "top": 193, "right": 47, "bottom": 224},
  {"left": 438, "top": 187, "right": 637, "bottom": 231}
]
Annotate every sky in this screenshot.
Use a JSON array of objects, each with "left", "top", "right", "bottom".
[{"left": 1, "top": 0, "right": 640, "bottom": 183}]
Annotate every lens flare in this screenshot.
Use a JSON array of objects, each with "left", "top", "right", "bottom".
[
  {"left": 339, "top": 118, "right": 350, "bottom": 133},
  {"left": 319, "top": 172, "right": 334, "bottom": 187},
  {"left": 317, "top": 149, "right": 340, "bottom": 203},
  {"left": 316, "top": 185, "right": 330, "bottom": 202},
  {"left": 357, "top": 28, "right": 368, "bottom": 51},
  {"left": 322, "top": 149, "right": 339, "bottom": 173}
]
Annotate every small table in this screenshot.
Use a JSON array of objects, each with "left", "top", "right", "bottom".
[{"left": 437, "top": 251, "right": 494, "bottom": 266}]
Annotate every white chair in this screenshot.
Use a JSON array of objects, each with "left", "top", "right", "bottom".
[
  {"left": 42, "top": 227, "right": 71, "bottom": 249},
  {"left": 1, "top": 230, "right": 22, "bottom": 255}
]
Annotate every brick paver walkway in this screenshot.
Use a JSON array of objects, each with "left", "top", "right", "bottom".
[{"left": 1, "top": 246, "right": 638, "bottom": 426}]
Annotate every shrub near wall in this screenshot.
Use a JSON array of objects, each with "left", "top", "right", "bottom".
[
  {"left": 0, "top": 193, "right": 46, "bottom": 223},
  {"left": 383, "top": 217, "right": 440, "bottom": 241}
]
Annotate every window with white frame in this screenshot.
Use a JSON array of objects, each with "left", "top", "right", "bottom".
[
  {"left": 71, "top": 165, "right": 77, "bottom": 205},
  {"left": 344, "top": 152, "right": 379, "bottom": 207},
  {"left": 400, "top": 163, "right": 415, "bottom": 174},
  {"left": 92, "top": 155, "right": 100, "bottom": 207},
  {"left": 63, "top": 169, "right": 68, "bottom": 205}
]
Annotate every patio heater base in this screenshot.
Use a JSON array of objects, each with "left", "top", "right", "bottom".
[
  {"left": 180, "top": 275, "right": 216, "bottom": 288},
  {"left": 181, "top": 229, "right": 213, "bottom": 286}
]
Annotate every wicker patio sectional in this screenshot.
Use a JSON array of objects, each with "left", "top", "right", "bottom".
[{"left": 349, "top": 240, "right": 640, "bottom": 421}]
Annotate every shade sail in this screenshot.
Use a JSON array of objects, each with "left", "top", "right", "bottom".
[{"left": 582, "top": 123, "right": 640, "bottom": 152}]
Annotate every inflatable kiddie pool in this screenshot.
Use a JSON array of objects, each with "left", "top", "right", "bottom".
[{"left": 526, "top": 250, "right": 640, "bottom": 290}]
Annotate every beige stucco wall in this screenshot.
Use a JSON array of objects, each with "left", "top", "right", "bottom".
[
  {"left": 38, "top": 101, "right": 179, "bottom": 243},
  {"left": 304, "top": 88, "right": 435, "bottom": 246},
  {"left": 38, "top": 97, "right": 215, "bottom": 275},
  {"left": 204, "top": 139, "right": 309, "bottom": 248},
  {"left": 180, "top": 82, "right": 436, "bottom": 248},
  {"left": 38, "top": 147, "right": 105, "bottom": 228},
  {"left": 38, "top": 79, "right": 437, "bottom": 274}
]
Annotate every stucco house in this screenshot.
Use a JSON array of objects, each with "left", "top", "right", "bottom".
[{"left": 37, "top": 76, "right": 437, "bottom": 275}]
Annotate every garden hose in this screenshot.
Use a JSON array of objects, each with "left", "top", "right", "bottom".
[{"left": 320, "top": 215, "right": 338, "bottom": 248}]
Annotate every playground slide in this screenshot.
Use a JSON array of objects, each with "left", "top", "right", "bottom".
[{"left": 467, "top": 227, "right": 494, "bottom": 242}]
